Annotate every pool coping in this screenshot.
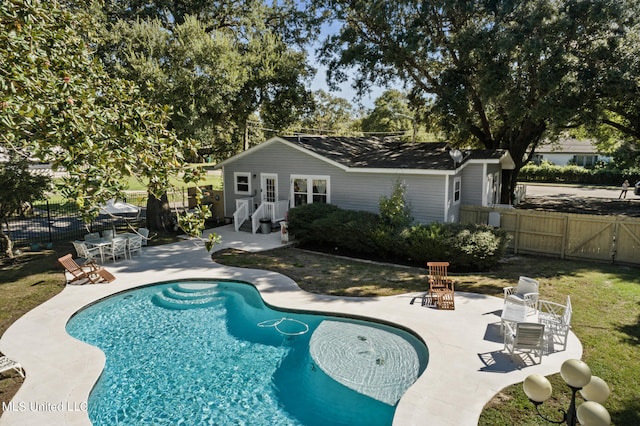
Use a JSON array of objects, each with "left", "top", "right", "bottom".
[{"left": 0, "top": 226, "right": 582, "bottom": 426}]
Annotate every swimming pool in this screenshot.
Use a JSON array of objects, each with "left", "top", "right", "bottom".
[{"left": 66, "top": 281, "right": 429, "bottom": 425}]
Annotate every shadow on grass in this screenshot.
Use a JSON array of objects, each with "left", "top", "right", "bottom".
[{"left": 617, "top": 301, "right": 640, "bottom": 346}]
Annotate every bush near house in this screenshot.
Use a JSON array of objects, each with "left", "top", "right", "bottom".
[
  {"left": 287, "top": 203, "right": 509, "bottom": 271},
  {"left": 520, "top": 162, "right": 640, "bottom": 185}
]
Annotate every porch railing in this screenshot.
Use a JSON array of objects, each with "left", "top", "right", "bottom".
[
  {"left": 232, "top": 198, "right": 289, "bottom": 233},
  {"left": 233, "top": 198, "right": 252, "bottom": 232}
]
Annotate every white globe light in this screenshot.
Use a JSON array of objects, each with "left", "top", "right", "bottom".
[
  {"left": 576, "top": 401, "right": 611, "bottom": 426},
  {"left": 523, "top": 374, "right": 553, "bottom": 403},
  {"left": 560, "top": 359, "right": 592, "bottom": 388},
  {"left": 580, "top": 376, "right": 610, "bottom": 403}
]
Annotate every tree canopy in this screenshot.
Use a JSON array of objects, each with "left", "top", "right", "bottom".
[
  {"left": 0, "top": 0, "right": 208, "bottom": 233},
  {"left": 316, "top": 0, "right": 632, "bottom": 200},
  {"left": 95, "top": 0, "right": 316, "bottom": 159},
  {"left": 361, "top": 90, "right": 414, "bottom": 138}
]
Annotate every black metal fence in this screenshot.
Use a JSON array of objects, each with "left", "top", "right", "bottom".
[{"left": 3, "top": 193, "right": 152, "bottom": 248}]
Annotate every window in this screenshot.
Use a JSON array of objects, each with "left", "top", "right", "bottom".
[
  {"left": 572, "top": 155, "right": 598, "bottom": 167},
  {"left": 453, "top": 177, "right": 461, "bottom": 204},
  {"left": 532, "top": 154, "right": 543, "bottom": 165},
  {"left": 234, "top": 172, "right": 251, "bottom": 195},
  {"left": 292, "top": 175, "right": 330, "bottom": 207}
]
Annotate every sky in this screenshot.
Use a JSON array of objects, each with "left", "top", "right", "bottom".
[
  {"left": 308, "top": 61, "right": 388, "bottom": 110},
  {"left": 305, "top": 20, "right": 396, "bottom": 111}
]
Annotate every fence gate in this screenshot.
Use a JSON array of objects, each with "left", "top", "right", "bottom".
[{"left": 460, "top": 206, "right": 640, "bottom": 265}]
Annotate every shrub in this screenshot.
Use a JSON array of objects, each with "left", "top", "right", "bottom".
[
  {"left": 446, "top": 224, "right": 509, "bottom": 270},
  {"left": 519, "top": 162, "right": 640, "bottom": 186},
  {"left": 312, "top": 209, "right": 381, "bottom": 254},
  {"left": 289, "top": 203, "right": 509, "bottom": 271},
  {"left": 401, "top": 223, "right": 450, "bottom": 264},
  {"left": 287, "top": 203, "right": 340, "bottom": 241},
  {"left": 379, "top": 180, "right": 413, "bottom": 229}
]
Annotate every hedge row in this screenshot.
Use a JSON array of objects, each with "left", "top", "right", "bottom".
[
  {"left": 287, "top": 203, "right": 509, "bottom": 271},
  {"left": 519, "top": 163, "right": 640, "bottom": 185}
]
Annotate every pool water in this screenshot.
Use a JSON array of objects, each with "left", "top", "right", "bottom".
[{"left": 66, "top": 281, "right": 428, "bottom": 425}]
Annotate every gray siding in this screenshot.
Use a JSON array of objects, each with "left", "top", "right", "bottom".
[
  {"left": 461, "top": 164, "right": 485, "bottom": 206},
  {"left": 221, "top": 141, "right": 449, "bottom": 224},
  {"left": 332, "top": 172, "right": 447, "bottom": 224}
]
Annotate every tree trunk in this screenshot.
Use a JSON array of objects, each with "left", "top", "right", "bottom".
[
  {"left": 146, "top": 192, "right": 173, "bottom": 232},
  {"left": 1, "top": 222, "right": 14, "bottom": 259}
]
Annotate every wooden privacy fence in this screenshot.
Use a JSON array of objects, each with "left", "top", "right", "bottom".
[{"left": 460, "top": 206, "right": 640, "bottom": 265}]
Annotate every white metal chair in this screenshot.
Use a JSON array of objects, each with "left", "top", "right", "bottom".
[
  {"left": 138, "top": 227, "right": 150, "bottom": 245},
  {"left": 504, "top": 322, "right": 545, "bottom": 364},
  {"left": 537, "top": 296, "right": 572, "bottom": 351},
  {"left": 127, "top": 235, "right": 143, "bottom": 257},
  {"left": 503, "top": 276, "right": 539, "bottom": 315},
  {"left": 106, "top": 238, "right": 128, "bottom": 262},
  {"left": 0, "top": 356, "right": 25, "bottom": 378},
  {"left": 84, "top": 232, "right": 100, "bottom": 241},
  {"left": 71, "top": 240, "right": 102, "bottom": 263}
]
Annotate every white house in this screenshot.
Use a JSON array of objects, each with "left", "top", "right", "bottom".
[{"left": 533, "top": 138, "right": 611, "bottom": 167}]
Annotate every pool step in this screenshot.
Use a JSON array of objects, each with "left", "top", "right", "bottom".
[
  {"left": 152, "top": 285, "right": 225, "bottom": 310},
  {"left": 162, "top": 286, "right": 220, "bottom": 300}
]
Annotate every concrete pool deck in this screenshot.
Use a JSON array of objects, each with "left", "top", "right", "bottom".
[{"left": 0, "top": 225, "right": 582, "bottom": 426}]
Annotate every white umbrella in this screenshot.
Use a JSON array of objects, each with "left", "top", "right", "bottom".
[{"left": 99, "top": 199, "right": 140, "bottom": 215}]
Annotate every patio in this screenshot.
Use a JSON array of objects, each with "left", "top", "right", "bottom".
[{"left": 0, "top": 225, "right": 582, "bottom": 426}]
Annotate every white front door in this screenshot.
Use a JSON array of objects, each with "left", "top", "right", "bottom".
[{"left": 261, "top": 174, "right": 278, "bottom": 203}]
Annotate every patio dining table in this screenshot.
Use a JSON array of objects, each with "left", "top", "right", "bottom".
[
  {"left": 500, "top": 302, "right": 539, "bottom": 335},
  {"left": 85, "top": 233, "right": 135, "bottom": 263}
]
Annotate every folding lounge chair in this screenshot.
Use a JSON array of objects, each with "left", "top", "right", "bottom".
[
  {"left": 0, "top": 356, "right": 25, "bottom": 378},
  {"left": 58, "top": 254, "right": 115, "bottom": 284}
]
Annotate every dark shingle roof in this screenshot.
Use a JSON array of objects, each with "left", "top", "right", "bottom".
[{"left": 280, "top": 136, "right": 504, "bottom": 170}]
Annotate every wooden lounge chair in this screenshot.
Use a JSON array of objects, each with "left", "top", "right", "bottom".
[
  {"left": 426, "top": 261, "right": 455, "bottom": 310},
  {"left": 58, "top": 254, "right": 115, "bottom": 284},
  {"left": 0, "top": 356, "right": 25, "bottom": 378}
]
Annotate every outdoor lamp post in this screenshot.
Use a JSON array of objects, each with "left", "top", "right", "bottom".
[{"left": 523, "top": 359, "right": 611, "bottom": 426}]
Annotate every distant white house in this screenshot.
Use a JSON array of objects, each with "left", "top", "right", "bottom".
[{"left": 532, "top": 138, "right": 611, "bottom": 167}]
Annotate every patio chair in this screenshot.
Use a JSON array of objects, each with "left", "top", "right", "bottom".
[
  {"left": 102, "top": 229, "right": 115, "bottom": 239},
  {"left": 138, "top": 227, "right": 150, "bottom": 245},
  {"left": 71, "top": 240, "right": 102, "bottom": 263},
  {"left": 84, "top": 232, "right": 100, "bottom": 241},
  {"left": 426, "top": 261, "right": 455, "bottom": 310},
  {"left": 106, "top": 238, "right": 128, "bottom": 262},
  {"left": 503, "top": 276, "right": 539, "bottom": 315},
  {"left": 537, "top": 296, "right": 572, "bottom": 351},
  {"left": 127, "top": 235, "right": 143, "bottom": 257},
  {"left": 504, "top": 322, "right": 545, "bottom": 364},
  {"left": 0, "top": 356, "right": 25, "bottom": 378},
  {"left": 57, "top": 254, "right": 115, "bottom": 284}
]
